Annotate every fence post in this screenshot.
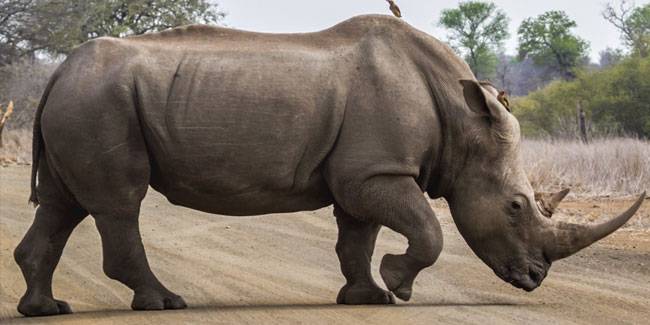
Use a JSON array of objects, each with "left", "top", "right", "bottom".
[{"left": 577, "top": 101, "right": 588, "bottom": 144}]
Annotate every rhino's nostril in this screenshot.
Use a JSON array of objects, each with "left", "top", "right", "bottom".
[{"left": 529, "top": 269, "right": 542, "bottom": 285}]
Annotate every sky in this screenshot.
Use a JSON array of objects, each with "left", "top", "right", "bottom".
[{"left": 215, "top": 0, "right": 650, "bottom": 62}]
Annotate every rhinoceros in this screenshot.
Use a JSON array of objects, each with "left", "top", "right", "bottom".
[{"left": 14, "top": 15, "right": 645, "bottom": 316}]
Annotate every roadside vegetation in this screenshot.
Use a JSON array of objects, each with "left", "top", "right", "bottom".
[
  {"left": 514, "top": 55, "right": 650, "bottom": 139},
  {"left": 522, "top": 138, "right": 649, "bottom": 197},
  {"left": 0, "top": 129, "right": 30, "bottom": 166}
]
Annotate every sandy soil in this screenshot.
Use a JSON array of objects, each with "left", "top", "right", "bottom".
[{"left": 1, "top": 165, "right": 649, "bottom": 324}]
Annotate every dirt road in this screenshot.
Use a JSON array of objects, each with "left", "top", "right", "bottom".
[{"left": 1, "top": 166, "right": 649, "bottom": 324}]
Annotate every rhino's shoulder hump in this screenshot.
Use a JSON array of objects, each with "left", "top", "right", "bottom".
[
  {"left": 330, "top": 15, "right": 412, "bottom": 31},
  {"left": 326, "top": 15, "right": 422, "bottom": 40}
]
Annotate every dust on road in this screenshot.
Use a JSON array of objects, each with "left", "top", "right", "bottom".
[{"left": 1, "top": 166, "right": 649, "bottom": 324}]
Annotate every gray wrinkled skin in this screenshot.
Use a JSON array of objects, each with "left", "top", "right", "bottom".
[{"left": 14, "top": 15, "right": 645, "bottom": 317}]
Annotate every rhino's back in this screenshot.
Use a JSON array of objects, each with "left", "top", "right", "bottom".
[{"left": 124, "top": 14, "right": 411, "bottom": 49}]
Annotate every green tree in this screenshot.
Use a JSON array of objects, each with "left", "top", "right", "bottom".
[
  {"left": 603, "top": 1, "right": 650, "bottom": 57},
  {"left": 514, "top": 55, "right": 650, "bottom": 138},
  {"left": 0, "top": 0, "right": 226, "bottom": 65},
  {"left": 599, "top": 47, "right": 624, "bottom": 68},
  {"left": 517, "top": 11, "right": 590, "bottom": 80},
  {"left": 439, "top": 1, "right": 509, "bottom": 79},
  {"left": 0, "top": 0, "right": 38, "bottom": 65}
]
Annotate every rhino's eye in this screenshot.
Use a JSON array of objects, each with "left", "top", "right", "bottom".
[
  {"left": 508, "top": 196, "right": 527, "bottom": 216},
  {"left": 511, "top": 201, "right": 522, "bottom": 210}
]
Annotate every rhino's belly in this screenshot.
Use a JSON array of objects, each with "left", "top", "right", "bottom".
[{"left": 154, "top": 175, "right": 334, "bottom": 216}]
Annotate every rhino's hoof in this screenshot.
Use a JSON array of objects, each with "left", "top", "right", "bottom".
[
  {"left": 17, "top": 294, "right": 73, "bottom": 317},
  {"left": 131, "top": 289, "right": 187, "bottom": 311},
  {"left": 336, "top": 284, "right": 396, "bottom": 305},
  {"left": 380, "top": 254, "right": 419, "bottom": 301}
]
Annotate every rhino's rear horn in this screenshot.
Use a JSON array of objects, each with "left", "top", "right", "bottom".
[{"left": 536, "top": 188, "right": 570, "bottom": 218}]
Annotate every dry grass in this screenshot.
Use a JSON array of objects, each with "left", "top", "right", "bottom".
[
  {"left": 0, "top": 129, "right": 31, "bottom": 166},
  {"left": 1, "top": 131, "right": 648, "bottom": 198},
  {"left": 522, "top": 138, "right": 650, "bottom": 197}
]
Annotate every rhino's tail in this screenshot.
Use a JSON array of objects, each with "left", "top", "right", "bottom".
[{"left": 29, "top": 75, "right": 58, "bottom": 206}]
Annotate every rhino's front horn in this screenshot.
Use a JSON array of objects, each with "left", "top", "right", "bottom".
[{"left": 546, "top": 192, "right": 646, "bottom": 261}]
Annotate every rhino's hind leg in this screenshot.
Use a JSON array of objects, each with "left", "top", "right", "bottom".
[
  {"left": 334, "top": 205, "right": 395, "bottom": 305},
  {"left": 14, "top": 204, "right": 87, "bottom": 316},
  {"left": 93, "top": 212, "right": 187, "bottom": 311}
]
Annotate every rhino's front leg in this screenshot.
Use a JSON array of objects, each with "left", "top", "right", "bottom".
[
  {"left": 335, "top": 175, "right": 443, "bottom": 301},
  {"left": 334, "top": 205, "right": 395, "bottom": 304}
]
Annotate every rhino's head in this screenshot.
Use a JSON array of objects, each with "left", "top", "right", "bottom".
[{"left": 443, "top": 80, "right": 645, "bottom": 292}]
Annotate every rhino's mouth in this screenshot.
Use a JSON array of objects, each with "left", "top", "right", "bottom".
[
  {"left": 496, "top": 259, "right": 549, "bottom": 292},
  {"left": 506, "top": 271, "right": 543, "bottom": 292}
]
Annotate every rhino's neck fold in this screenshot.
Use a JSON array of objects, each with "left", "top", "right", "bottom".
[
  {"left": 400, "top": 28, "right": 478, "bottom": 200},
  {"left": 421, "top": 75, "right": 474, "bottom": 200}
]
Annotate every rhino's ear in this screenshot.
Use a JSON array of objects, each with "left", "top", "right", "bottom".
[{"left": 460, "top": 79, "right": 509, "bottom": 122}]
